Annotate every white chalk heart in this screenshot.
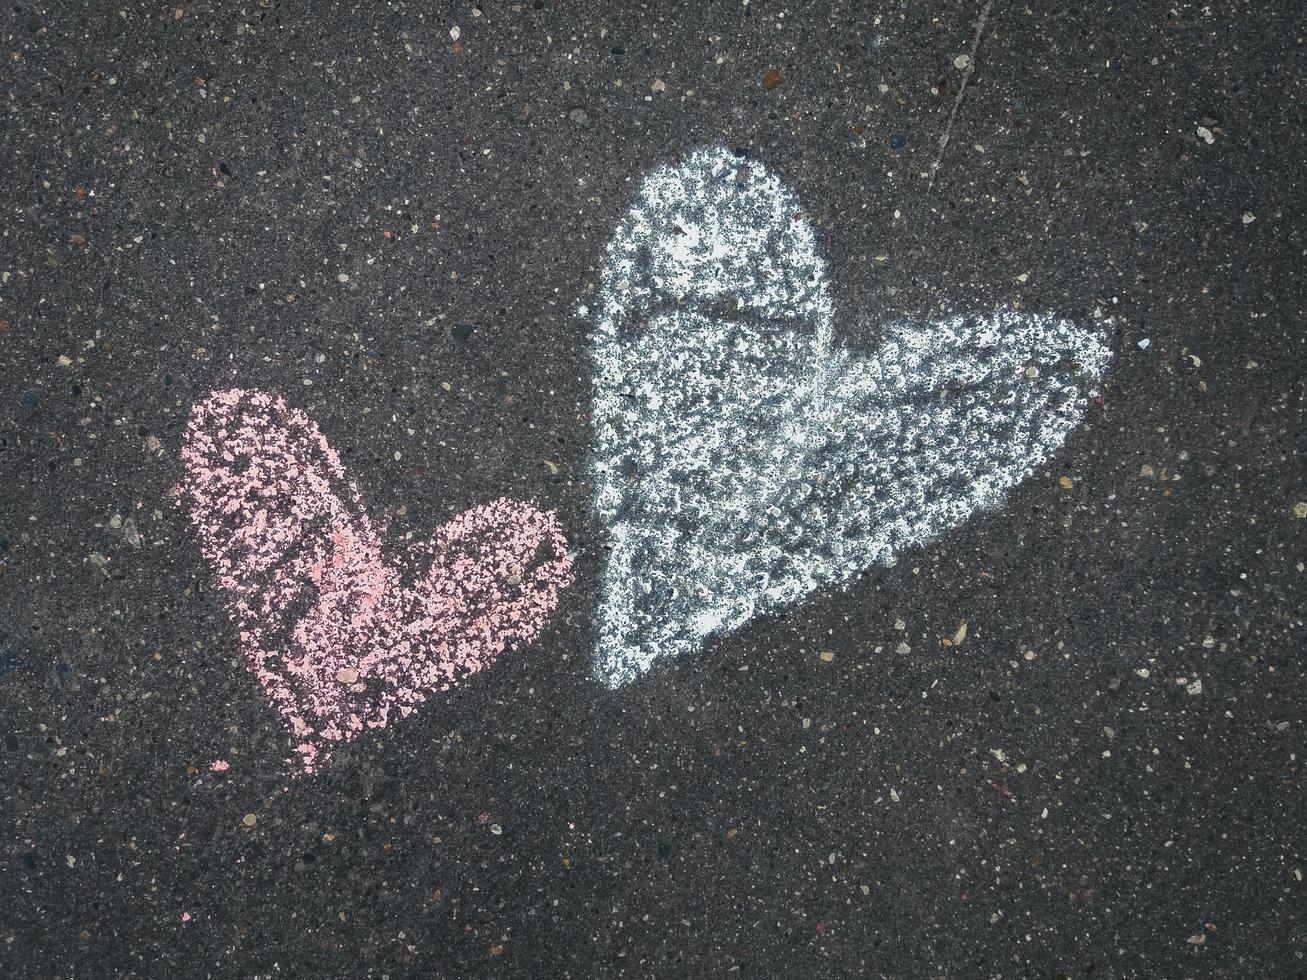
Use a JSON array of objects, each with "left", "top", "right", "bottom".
[{"left": 585, "top": 145, "right": 1111, "bottom": 687}]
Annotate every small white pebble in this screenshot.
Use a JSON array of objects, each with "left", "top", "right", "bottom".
[
  {"left": 450, "top": 24, "right": 460, "bottom": 40},
  {"left": 953, "top": 54, "right": 971, "bottom": 70}
]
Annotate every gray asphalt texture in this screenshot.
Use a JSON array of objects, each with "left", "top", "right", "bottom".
[{"left": 2, "top": 1, "right": 1305, "bottom": 976}]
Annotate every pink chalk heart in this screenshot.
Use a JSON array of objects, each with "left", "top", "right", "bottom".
[{"left": 175, "top": 388, "right": 573, "bottom": 773}]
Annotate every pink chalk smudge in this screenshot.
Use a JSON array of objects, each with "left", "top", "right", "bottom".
[
  {"left": 209, "top": 759, "right": 230, "bottom": 772},
  {"left": 175, "top": 388, "right": 573, "bottom": 774}
]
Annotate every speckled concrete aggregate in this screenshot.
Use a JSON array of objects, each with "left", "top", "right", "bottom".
[{"left": 1, "top": 2, "right": 1304, "bottom": 975}]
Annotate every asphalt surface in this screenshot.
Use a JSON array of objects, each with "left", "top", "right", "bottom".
[{"left": 2, "top": 1, "right": 1305, "bottom": 976}]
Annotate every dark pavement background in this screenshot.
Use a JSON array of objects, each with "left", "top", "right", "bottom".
[{"left": 2, "top": 1, "right": 1305, "bottom": 975}]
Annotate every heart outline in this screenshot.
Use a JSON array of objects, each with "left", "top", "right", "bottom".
[
  {"left": 586, "top": 145, "right": 1112, "bottom": 687},
  {"left": 175, "top": 388, "right": 573, "bottom": 772}
]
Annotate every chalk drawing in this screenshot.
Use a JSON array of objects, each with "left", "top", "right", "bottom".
[
  {"left": 585, "top": 145, "right": 1111, "bottom": 687},
  {"left": 175, "top": 389, "right": 573, "bottom": 772}
]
